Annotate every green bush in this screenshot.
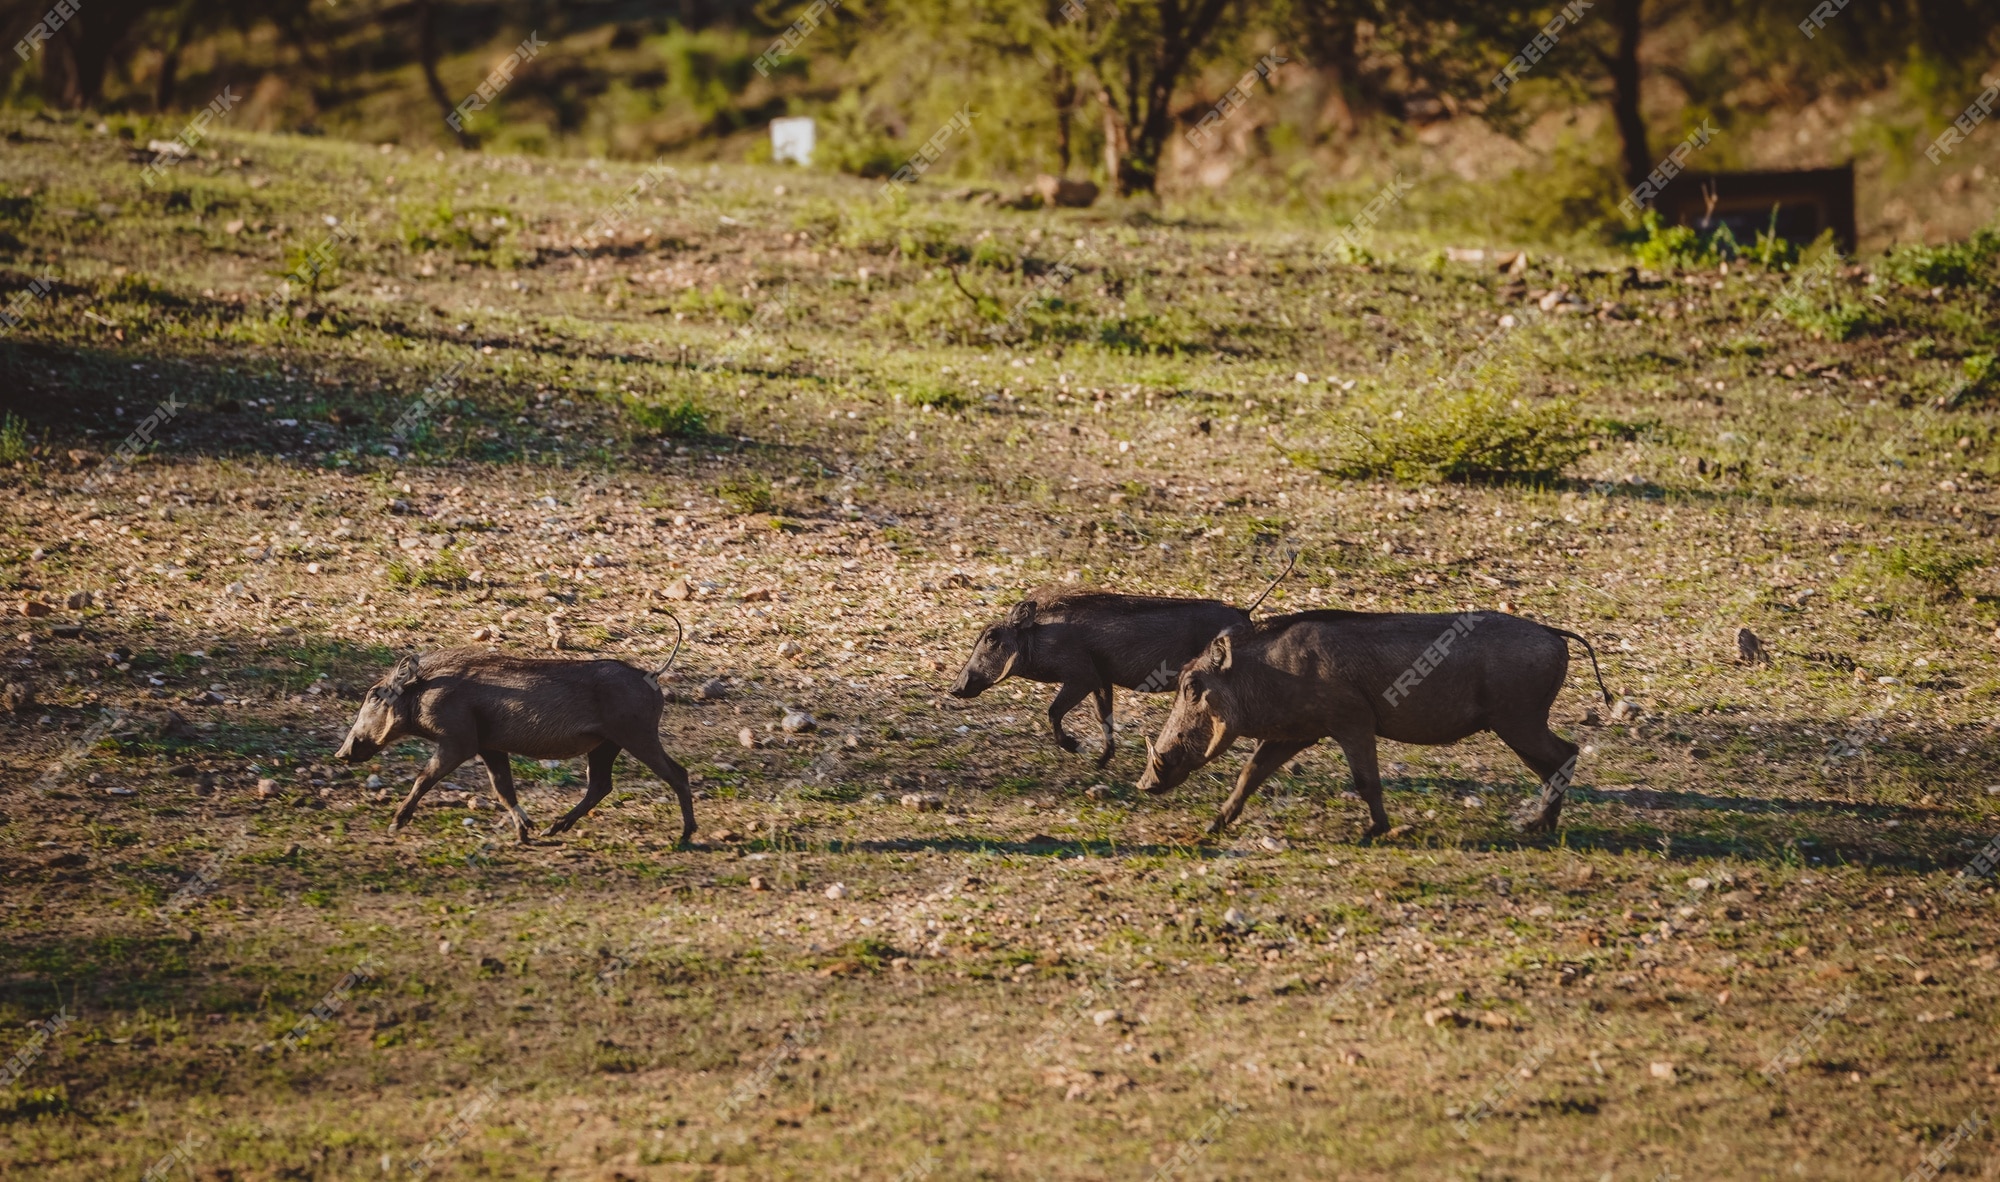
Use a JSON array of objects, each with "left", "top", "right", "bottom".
[
  {"left": 1884, "top": 229, "right": 2000, "bottom": 289},
  {"left": 1629, "top": 210, "right": 1800, "bottom": 271},
  {"left": 1307, "top": 391, "right": 1588, "bottom": 484}
]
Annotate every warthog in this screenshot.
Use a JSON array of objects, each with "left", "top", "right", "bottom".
[
  {"left": 334, "top": 631, "right": 694, "bottom": 844},
  {"left": 948, "top": 590, "right": 1253, "bottom": 767},
  {"left": 1135, "top": 609, "right": 1610, "bottom": 837}
]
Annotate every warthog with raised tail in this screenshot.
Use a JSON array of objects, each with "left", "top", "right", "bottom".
[
  {"left": 1135, "top": 609, "right": 1610, "bottom": 837},
  {"left": 335, "top": 626, "right": 693, "bottom": 843}
]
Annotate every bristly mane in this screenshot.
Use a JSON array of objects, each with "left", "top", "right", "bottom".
[{"left": 1019, "top": 585, "right": 1232, "bottom": 611}]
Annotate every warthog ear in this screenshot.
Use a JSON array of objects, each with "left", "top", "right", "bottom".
[
  {"left": 384, "top": 653, "right": 422, "bottom": 696},
  {"left": 1005, "top": 600, "right": 1037, "bottom": 629},
  {"left": 1204, "top": 632, "right": 1233, "bottom": 671}
]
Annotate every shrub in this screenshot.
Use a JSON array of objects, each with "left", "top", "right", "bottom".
[
  {"left": 905, "top": 383, "right": 970, "bottom": 411},
  {"left": 1884, "top": 229, "right": 2000, "bottom": 289},
  {"left": 1309, "top": 391, "right": 1588, "bottom": 484}
]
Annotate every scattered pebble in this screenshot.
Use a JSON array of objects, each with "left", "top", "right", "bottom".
[
  {"left": 902, "top": 793, "right": 943, "bottom": 812},
  {"left": 781, "top": 709, "right": 816, "bottom": 734},
  {"left": 823, "top": 882, "right": 847, "bottom": 900}
]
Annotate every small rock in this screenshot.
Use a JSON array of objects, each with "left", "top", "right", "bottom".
[
  {"left": 776, "top": 640, "right": 803, "bottom": 658},
  {"left": 107, "top": 785, "right": 136, "bottom": 796},
  {"left": 781, "top": 709, "right": 816, "bottom": 734},
  {"left": 1259, "top": 835, "right": 1288, "bottom": 852},
  {"left": 824, "top": 882, "right": 847, "bottom": 900},
  {"left": 1091, "top": 1008, "right": 1121, "bottom": 1027},
  {"left": 1687, "top": 877, "right": 1710, "bottom": 892},
  {"left": 748, "top": 875, "right": 769, "bottom": 891},
  {"left": 255, "top": 778, "right": 280, "bottom": 799},
  {"left": 1914, "top": 969, "right": 1936, "bottom": 985},
  {"left": 65, "top": 590, "right": 93, "bottom": 610},
  {"left": 471, "top": 626, "right": 496, "bottom": 641},
  {"left": 1736, "top": 627, "right": 1769, "bottom": 665},
  {"left": 902, "top": 793, "right": 943, "bottom": 812},
  {"left": 696, "top": 678, "right": 729, "bottom": 701},
  {"left": 1649, "top": 1061, "right": 1676, "bottom": 1080},
  {"left": 1083, "top": 784, "right": 1111, "bottom": 800},
  {"left": 738, "top": 727, "right": 756, "bottom": 748},
  {"left": 581, "top": 554, "right": 613, "bottom": 569},
  {"left": 18, "top": 600, "right": 53, "bottom": 617},
  {"left": 365, "top": 774, "right": 383, "bottom": 789},
  {"left": 1580, "top": 708, "right": 1602, "bottom": 726},
  {"left": 1222, "top": 906, "right": 1250, "bottom": 929},
  {"left": 1477, "top": 1010, "right": 1513, "bottom": 1029},
  {"left": 741, "top": 587, "right": 773, "bottom": 602},
  {"left": 1609, "top": 699, "right": 1639, "bottom": 722},
  {"left": 1423, "top": 1007, "right": 1464, "bottom": 1028},
  {"left": 438, "top": 940, "right": 452, "bottom": 956},
  {"left": 662, "top": 577, "right": 691, "bottom": 600}
]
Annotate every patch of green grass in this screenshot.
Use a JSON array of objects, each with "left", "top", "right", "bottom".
[
  {"left": 1883, "top": 540, "right": 1981, "bottom": 598},
  {"left": 1308, "top": 391, "right": 1588, "bottom": 484},
  {"left": 385, "top": 544, "right": 472, "bottom": 590},
  {"left": 714, "top": 473, "right": 775, "bottom": 514},
  {"left": 0, "top": 412, "right": 28, "bottom": 464},
  {"left": 623, "top": 395, "right": 708, "bottom": 438}
]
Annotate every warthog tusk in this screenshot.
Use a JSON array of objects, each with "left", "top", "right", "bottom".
[
  {"left": 997, "top": 651, "right": 1018, "bottom": 682},
  {"left": 1203, "top": 722, "right": 1233, "bottom": 760}
]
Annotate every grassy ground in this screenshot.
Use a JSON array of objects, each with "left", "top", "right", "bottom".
[{"left": 2, "top": 115, "right": 2000, "bottom": 1179}]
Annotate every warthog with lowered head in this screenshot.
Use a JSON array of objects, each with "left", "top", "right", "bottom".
[
  {"left": 1136, "top": 609, "right": 1609, "bottom": 837},
  {"left": 948, "top": 588, "right": 1252, "bottom": 767},
  {"left": 335, "top": 640, "right": 694, "bottom": 844}
]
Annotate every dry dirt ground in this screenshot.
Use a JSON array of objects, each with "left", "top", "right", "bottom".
[{"left": 1, "top": 117, "right": 1999, "bottom": 1179}]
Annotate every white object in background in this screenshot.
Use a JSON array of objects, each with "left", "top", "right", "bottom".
[{"left": 771, "top": 117, "right": 815, "bottom": 166}]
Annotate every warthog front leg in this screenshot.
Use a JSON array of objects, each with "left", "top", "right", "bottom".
[
  {"left": 1207, "top": 739, "right": 1315, "bottom": 835},
  {"left": 391, "top": 740, "right": 477, "bottom": 832},
  {"left": 1046, "top": 680, "right": 1095, "bottom": 754},
  {"left": 480, "top": 749, "right": 533, "bottom": 843}
]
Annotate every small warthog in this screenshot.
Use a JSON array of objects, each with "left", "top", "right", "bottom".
[
  {"left": 948, "top": 588, "right": 1254, "bottom": 767},
  {"left": 1135, "top": 609, "right": 1610, "bottom": 836},
  {"left": 334, "top": 638, "right": 694, "bottom": 844}
]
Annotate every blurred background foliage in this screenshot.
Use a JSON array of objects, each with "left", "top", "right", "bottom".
[{"left": 2, "top": 0, "right": 1997, "bottom": 247}]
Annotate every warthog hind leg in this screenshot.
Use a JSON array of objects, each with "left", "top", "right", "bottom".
[
  {"left": 1334, "top": 732, "right": 1390, "bottom": 839},
  {"left": 1498, "top": 722, "right": 1580, "bottom": 834},
  {"left": 1046, "top": 680, "right": 1095, "bottom": 754},
  {"left": 545, "top": 741, "right": 621, "bottom": 837}
]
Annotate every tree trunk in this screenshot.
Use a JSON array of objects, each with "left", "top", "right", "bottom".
[
  {"left": 417, "top": 0, "right": 476, "bottom": 148},
  {"left": 1608, "top": 0, "right": 1650, "bottom": 190},
  {"left": 1097, "top": 88, "right": 1127, "bottom": 191},
  {"left": 154, "top": 6, "right": 199, "bottom": 112}
]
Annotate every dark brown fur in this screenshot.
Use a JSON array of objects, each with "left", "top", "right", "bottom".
[
  {"left": 334, "top": 648, "right": 694, "bottom": 843},
  {"left": 1136, "top": 610, "right": 1609, "bottom": 837},
  {"left": 948, "top": 588, "right": 1250, "bottom": 767}
]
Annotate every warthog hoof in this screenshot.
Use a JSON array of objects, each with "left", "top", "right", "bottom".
[
  {"left": 1094, "top": 747, "right": 1115, "bottom": 769},
  {"left": 1056, "top": 735, "right": 1082, "bottom": 754},
  {"left": 1357, "top": 821, "right": 1390, "bottom": 842},
  {"left": 1515, "top": 807, "right": 1562, "bottom": 835}
]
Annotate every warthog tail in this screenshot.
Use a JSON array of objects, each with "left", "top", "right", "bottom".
[
  {"left": 651, "top": 612, "right": 685, "bottom": 682},
  {"left": 1244, "top": 550, "right": 1299, "bottom": 614},
  {"left": 1544, "top": 627, "right": 1612, "bottom": 705}
]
